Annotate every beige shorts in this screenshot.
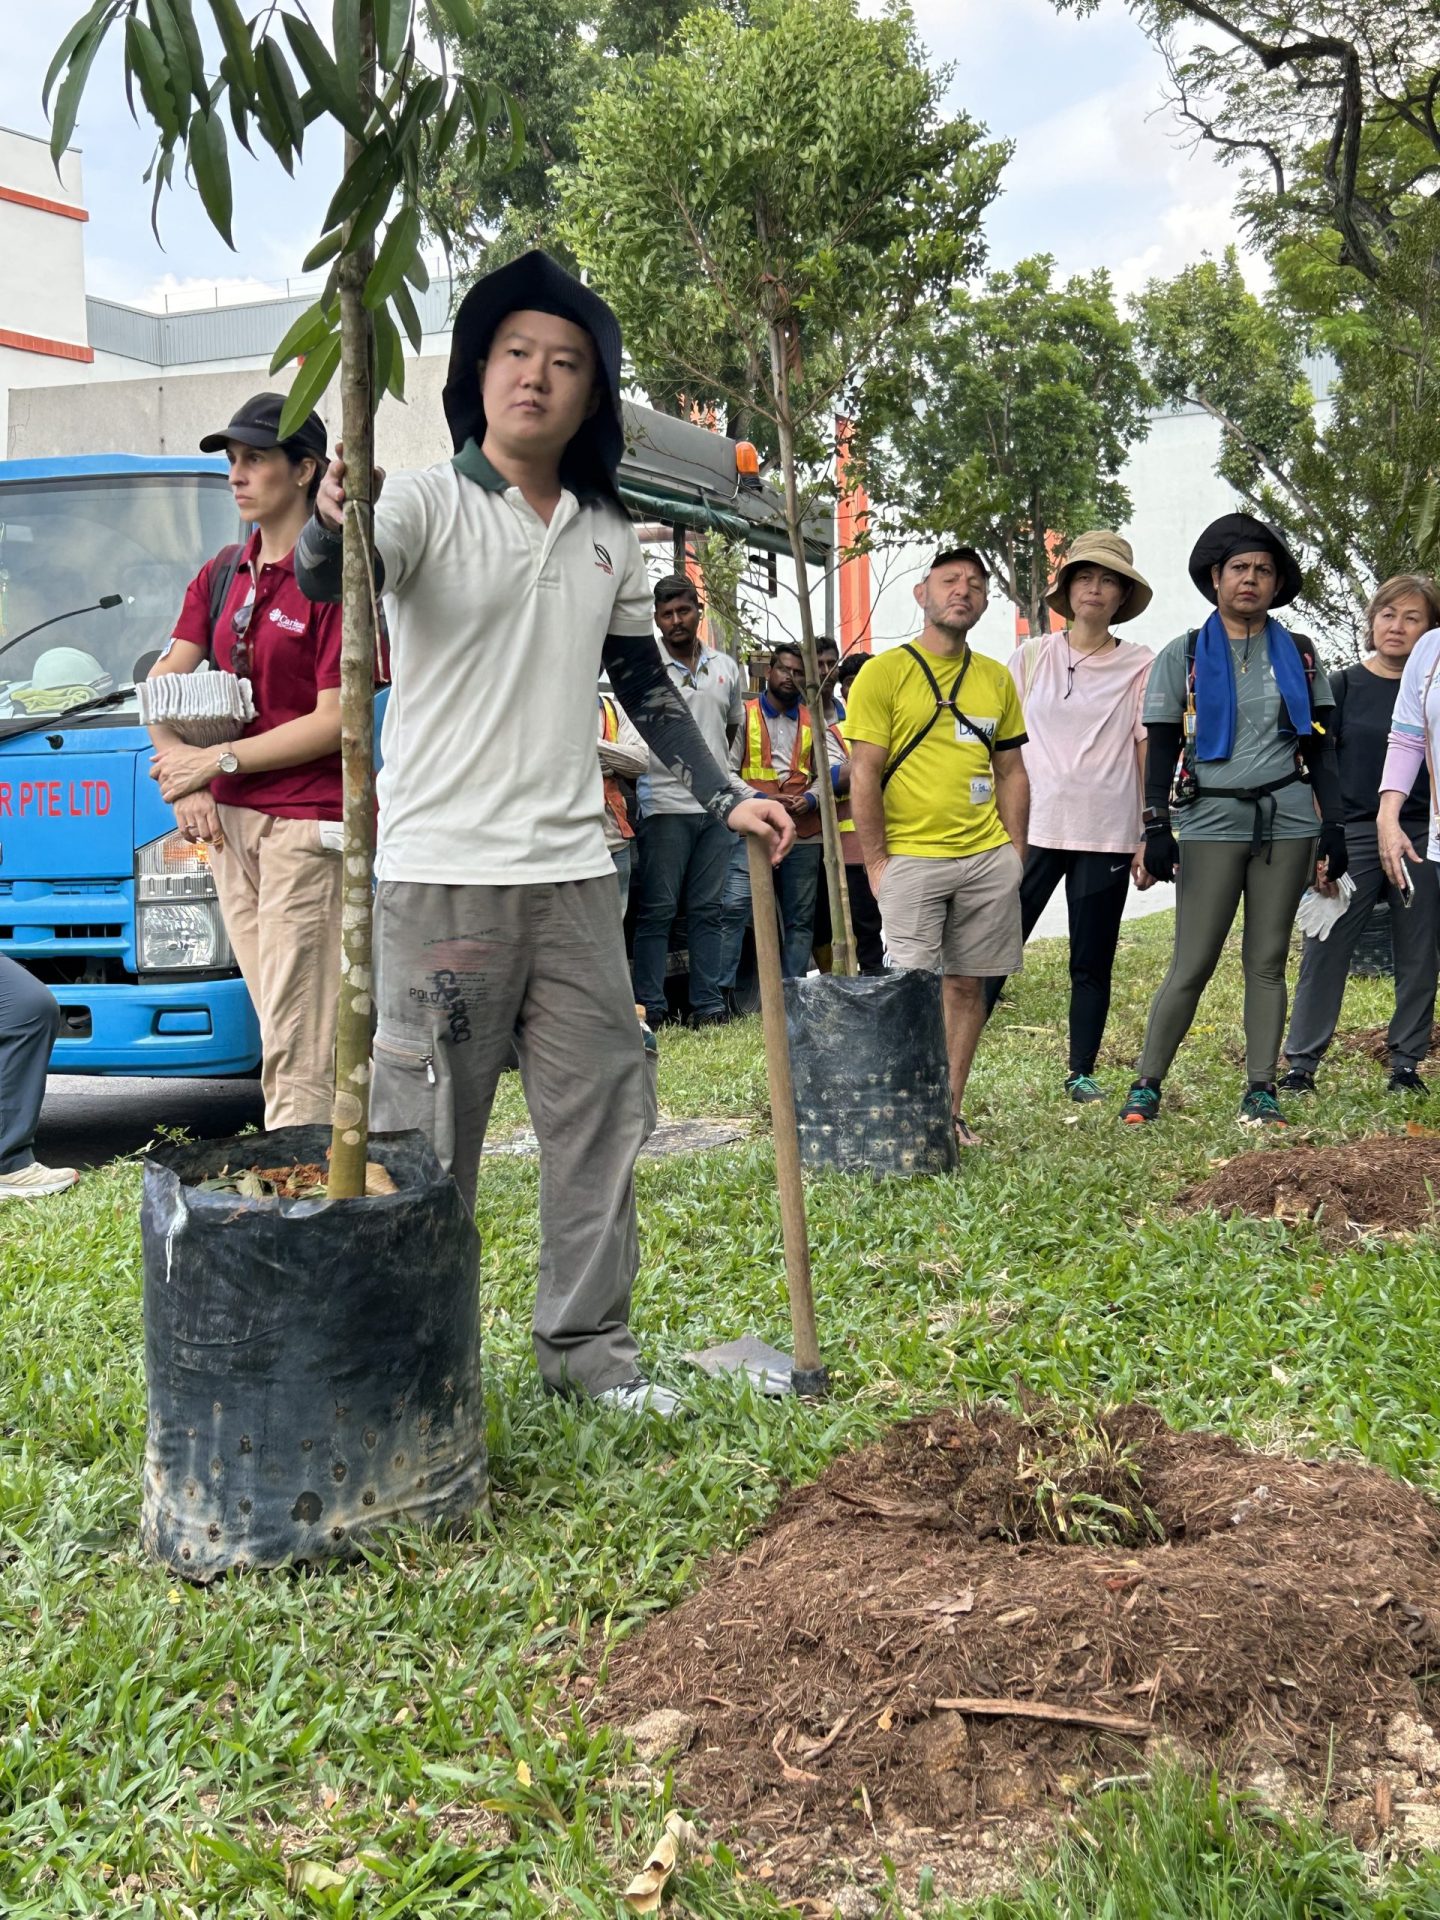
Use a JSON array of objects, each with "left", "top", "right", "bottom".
[{"left": 877, "top": 845, "right": 1025, "bottom": 977}]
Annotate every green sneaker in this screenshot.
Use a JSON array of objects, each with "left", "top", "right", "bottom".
[
  {"left": 1065, "top": 1072, "right": 1104, "bottom": 1103},
  {"left": 1239, "top": 1083, "right": 1288, "bottom": 1128},
  {"left": 1119, "top": 1081, "right": 1161, "bottom": 1125}
]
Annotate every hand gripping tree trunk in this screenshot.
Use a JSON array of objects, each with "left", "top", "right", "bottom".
[
  {"left": 766, "top": 316, "right": 856, "bottom": 978},
  {"left": 327, "top": 20, "right": 379, "bottom": 1200}
]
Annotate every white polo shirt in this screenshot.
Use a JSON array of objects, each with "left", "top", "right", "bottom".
[
  {"left": 639, "top": 642, "right": 747, "bottom": 817},
  {"left": 373, "top": 449, "right": 652, "bottom": 885}
]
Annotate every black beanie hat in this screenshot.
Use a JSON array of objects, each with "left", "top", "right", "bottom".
[
  {"left": 443, "top": 250, "right": 625, "bottom": 502},
  {"left": 1187, "top": 513, "right": 1303, "bottom": 608}
]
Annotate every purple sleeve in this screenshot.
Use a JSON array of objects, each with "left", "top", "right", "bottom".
[{"left": 1380, "top": 733, "right": 1427, "bottom": 797}]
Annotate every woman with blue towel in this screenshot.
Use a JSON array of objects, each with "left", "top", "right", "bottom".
[{"left": 1119, "top": 514, "right": 1347, "bottom": 1128}]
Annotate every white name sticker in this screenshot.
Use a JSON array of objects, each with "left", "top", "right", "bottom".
[{"left": 970, "top": 776, "right": 993, "bottom": 807}]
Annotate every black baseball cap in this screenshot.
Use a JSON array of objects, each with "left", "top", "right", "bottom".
[
  {"left": 199, "top": 391, "right": 328, "bottom": 462},
  {"left": 653, "top": 573, "right": 701, "bottom": 608},
  {"left": 929, "top": 544, "right": 989, "bottom": 577}
]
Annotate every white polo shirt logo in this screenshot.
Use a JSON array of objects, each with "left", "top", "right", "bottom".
[{"left": 593, "top": 542, "right": 614, "bottom": 576}]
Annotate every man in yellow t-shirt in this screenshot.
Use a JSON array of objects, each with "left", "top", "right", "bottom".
[{"left": 846, "top": 546, "right": 1030, "bottom": 1145}]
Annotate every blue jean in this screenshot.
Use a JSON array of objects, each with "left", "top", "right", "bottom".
[
  {"left": 612, "top": 842, "right": 633, "bottom": 914},
  {"left": 718, "top": 835, "right": 822, "bottom": 982},
  {"left": 630, "top": 810, "right": 731, "bottom": 1019}
]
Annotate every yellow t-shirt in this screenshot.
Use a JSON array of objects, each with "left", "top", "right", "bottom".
[{"left": 845, "top": 644, "right": 1027, "bottom": 858}]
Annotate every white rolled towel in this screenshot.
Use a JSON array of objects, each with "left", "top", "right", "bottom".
[{"left": 137, "top": 670, "right": 255, "bottom": 746}]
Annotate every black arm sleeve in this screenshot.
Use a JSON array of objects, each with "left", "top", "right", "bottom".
[
  {"left": 602, "top": 631, "right": 745, "bottom": 826},
  {"left": 294, "top": 514, "right": 386, "bottom": 604},
  {"left": 1144, "top": 720, "right": 1182, "bottom": 816},
  {"left": 1310, "top": 730, "right": 1343, "bottom": 824}
]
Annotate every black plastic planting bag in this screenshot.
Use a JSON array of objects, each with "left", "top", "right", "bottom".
[
  {"left": 784, "top": 969, "right": 957, "bottom": 1176},
  {"left": 140, "top": 1125, "right": 485, "bottom": 1580}
]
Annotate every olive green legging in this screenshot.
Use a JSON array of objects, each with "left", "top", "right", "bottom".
[{"left": 1138, "top": 836, "right": 1317, "bottom": 1086}]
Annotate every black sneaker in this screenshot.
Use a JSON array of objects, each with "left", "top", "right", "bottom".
[
  {"left": 1239, "top": 1083, "right": 1287, "bottom": 1127},
  {"left": 1278, "top": 1068, "right": 1317, "bottom": 1094},
  {"left": 686, "top": 1009, "right": 729, "bottom": 1030},
  {"left": 1119, "top": 1081, "right": 1161, "bottom": 1125},
  {"left": 1065, "top": 1072, "right": 1104, "bottom": 1103},
  {"left": 1386, "top": 1066, "right": 1428, "bottom": 1094}
]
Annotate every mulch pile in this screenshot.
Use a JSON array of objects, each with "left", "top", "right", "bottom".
[
  {"left": 1178, "top": 1134, "right": 1440, "bottom": 1240},
  {"left": 598, "top": 1406, "right": 1440, "bottom": 1901},
  {"left": 1342, "top": 1021, "right": 1440, "bottom": 1063}
]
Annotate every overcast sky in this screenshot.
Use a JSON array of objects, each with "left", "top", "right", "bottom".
[{"left": 3, "top": 0, "right": 1249, "bottom": 312}]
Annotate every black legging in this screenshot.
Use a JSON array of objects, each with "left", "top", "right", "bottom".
[{"left": 983, "top": 847, "right": 1132, "bottom": 1075}]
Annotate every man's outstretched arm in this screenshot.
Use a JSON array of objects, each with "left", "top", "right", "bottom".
[{"left": 602, "top": 632, "right": 794, "bottom": 859}]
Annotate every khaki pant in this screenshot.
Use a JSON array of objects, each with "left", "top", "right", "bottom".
[
  {"left": 211, "top": 805, "right": 342, "bottom": 1129},
  {"left": 371, "top": 876, "right": 647, "bottom": 1397}
]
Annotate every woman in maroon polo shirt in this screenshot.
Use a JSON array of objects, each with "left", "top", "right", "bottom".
[{"left": 145, "top": 393, "right": 343, "bottom": 1131}]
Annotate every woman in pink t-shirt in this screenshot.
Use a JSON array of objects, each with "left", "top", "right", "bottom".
[{"left": 983, "top": 531, "right": 1154, "bottom": 1101}]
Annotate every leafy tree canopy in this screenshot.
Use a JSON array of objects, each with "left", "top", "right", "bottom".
[{"left": 856, "top": 256, "right": 1153, "bottom": 638}]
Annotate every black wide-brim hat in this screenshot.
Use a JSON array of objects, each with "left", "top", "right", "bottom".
[
  {"left": 442, "top": 250, "right": 624, "bottom": 500},
  {"left": 1187, "top": 512, "right": 1303, "bottom": 609}
]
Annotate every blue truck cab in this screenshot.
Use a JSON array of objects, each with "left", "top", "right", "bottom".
[{"left": 0, "top": 455, "right": 260, "bottom": 1075}]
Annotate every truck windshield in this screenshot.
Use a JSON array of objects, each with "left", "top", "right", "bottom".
[{"left": 0, "top": 473, "right": 237, "bottom": 720}]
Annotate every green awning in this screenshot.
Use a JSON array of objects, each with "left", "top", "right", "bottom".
[{"left": 618, "top": 476, "right": 829, "bottom": 567}]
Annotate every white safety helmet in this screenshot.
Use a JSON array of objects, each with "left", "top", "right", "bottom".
[{"left": 31, "top": 647, "right": 107, "bottom": 689}]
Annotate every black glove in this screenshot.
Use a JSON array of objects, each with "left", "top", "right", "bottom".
[
  {"left": 1317, "top": 823, "right": 1349, "bottom": 885},
  {"left": 1142, "top": 819, "right": 1179, "bottom": 883}
]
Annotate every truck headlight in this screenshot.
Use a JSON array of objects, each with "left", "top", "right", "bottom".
[{"left": 135, "top": 830, "right": 233, "bottom": 971}]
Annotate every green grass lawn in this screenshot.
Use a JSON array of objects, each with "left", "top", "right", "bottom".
[{"left": 6, "top": 912, "right": 1440, "bottom": 1917}]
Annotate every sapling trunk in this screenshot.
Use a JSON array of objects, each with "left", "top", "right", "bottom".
[
  {"left": 326, "top": 10, "right": 379, "bottom": 1199},
  {"left": 766, "top": 318, "right": 856, "bottom": 976}
]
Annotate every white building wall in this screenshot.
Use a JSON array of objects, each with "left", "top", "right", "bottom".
[{"left": 0, "top": 126, "right": 91, "bottom": 457}]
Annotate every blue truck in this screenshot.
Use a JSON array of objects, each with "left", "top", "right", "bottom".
[{"left": 0, "top": 454, "right": 260, "bottom": 1075}]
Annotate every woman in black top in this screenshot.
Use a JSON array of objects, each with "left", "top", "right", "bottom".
[{"left": 1281, "top": 573, "right": 1440, "bottom": 1093}]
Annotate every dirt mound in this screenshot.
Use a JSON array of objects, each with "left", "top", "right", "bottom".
[
  {"left": 1341, "top": 1021, "right": 1440, "bottom": 1063},
  {"left": 1179, "top": 1135, "right": 1440, "bottom": 1240},
  {"left": 598, "top": 1407, "right": 1440, "bottom": 1903}
]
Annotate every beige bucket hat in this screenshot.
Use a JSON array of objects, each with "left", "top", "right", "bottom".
[{"left": 1048, "top": 529, "right": 1153, "bottom": 623}]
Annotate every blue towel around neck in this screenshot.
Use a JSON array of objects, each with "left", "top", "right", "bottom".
[{"left": 1192, "top": 610, "right": 1312, "bottom": 762}]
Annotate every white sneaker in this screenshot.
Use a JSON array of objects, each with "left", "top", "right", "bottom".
[
  {"left": 0, "top": 1162, "right": 79, "bottom": 1200},
  {"left": 594, "top": 1377, "right": 683, "bottom": 1419}
]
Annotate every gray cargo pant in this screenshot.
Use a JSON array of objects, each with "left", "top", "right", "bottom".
[
  {"left": 1284, "top": 823, "right": 1440, "bottom": 1074},
  {"left": 0, "top": 956, "right": 60, "bottom": 1174},
  {"left": 371, "top": 877, "right": 647, "bottom": 1397}
]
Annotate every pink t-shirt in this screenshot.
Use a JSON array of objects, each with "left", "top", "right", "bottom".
[{"left": 1008, "top": 633, "right": 1153, "bottom": 853}]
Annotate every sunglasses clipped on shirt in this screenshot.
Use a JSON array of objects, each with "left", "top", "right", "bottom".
[{"left": 230, "top": 594, "right": 255, "bottom": 680}]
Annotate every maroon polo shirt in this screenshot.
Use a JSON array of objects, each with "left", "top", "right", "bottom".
[{"left": 170, "top": 529, "right": 343, "bottom": 819}]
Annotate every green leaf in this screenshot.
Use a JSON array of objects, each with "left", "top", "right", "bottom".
[
  {"left": 332, "top": 0, "right": 360, "bottom": 100},
  {"left": 124, "top": 16, "right": 181, "bottom": 142},
  {"left": 278, "top": 332, "right": 342, "bottom": 442},
  {"left": 403, "top": 246, "right": 429, "bottom": 294},
  {"left": 322, "top": 137, "right": 394, "bottom": 236},
  {"left": 50, "top": 17, "right": 110, "bottom": 166},
  {"left": 147, "top": 0, "right": 195, "bottom": 114},
  {"left": 270, "top": 296, "right": 339, "bottom": 376},
  {"left": 431, "top": 0, "right": 478, "bottom": 35},
  {"left": 373, "top": 0, "right": 412, "bottom": 73},
  {"left": 391, "top": 277, "right": 423, "bottom": 355},
  {"left": 373, "top": 302, "right": 405, "bottom": 403},
  {"left": 187, "top": 105, "right": 234, "bottom": 248},
  {"left": 283, "top": 14, "right": 366, "bottom": 138},
  {"left": 210, "top": 0, "right": 257, "bottom": 97},
  {"left": 256, "top": 37, "right": 306, "bottom": 162},
  {"left": 44, "top": 0, "right": 107, "bottom": 116},
  {"left": 1415, "top": 479, "right": 1440, "bottom": 572},
  {"left": 363, "top": 204, "right": 421, "bottom": 311},
  {"left": 302, "top": 227, "right": 344, "bottom": 275}
]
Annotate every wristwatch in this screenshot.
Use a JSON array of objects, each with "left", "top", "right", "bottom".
[{"left": 216, "top": 750, "right": 240, "bottom": 775}]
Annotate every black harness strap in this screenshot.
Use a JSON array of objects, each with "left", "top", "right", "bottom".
[
  {"left": 882, "top": 643, "right": 988, "bottom": 790},
  {"left": 206, "top": 543, "right": 245, "bottom": 657},
  {"left": 1183, "top": 628, "right": 1318, "bottom": 858}
]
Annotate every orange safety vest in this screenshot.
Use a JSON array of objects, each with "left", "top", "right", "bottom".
[
  {"left": 742, "top": 697, "right": 822, "bottom": 839},
  {"left": 598, "top": 695, "right": 634, "bottom": 842}
]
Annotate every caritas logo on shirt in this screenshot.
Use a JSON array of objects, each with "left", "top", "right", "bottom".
[{"left": 269, "top": 607, "right": 306, "bottom": 635}]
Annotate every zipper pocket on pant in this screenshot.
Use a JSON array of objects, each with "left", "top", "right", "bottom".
[{"left": 374, "top": 1036, "right": 437, "bottom": 1084}]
